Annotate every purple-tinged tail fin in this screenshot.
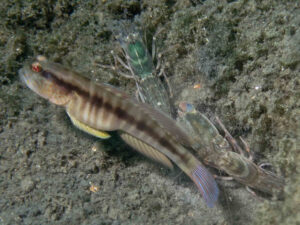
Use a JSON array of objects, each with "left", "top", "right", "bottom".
[{"left": 191, "top": 165, "right": 219, "bottom": 208}]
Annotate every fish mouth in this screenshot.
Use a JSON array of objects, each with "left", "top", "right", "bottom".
[
  {"left": 18, "top": 67, "right": 37, "bottom": 93},
  {"left": 18, "top": 66, "right": 51, "bottom": 100},
  {"left": 19, "top": 68, "right": 31, "bottom": 87},
  {"left": 18, "top": 68, "right": 27, "bottom": 84}
]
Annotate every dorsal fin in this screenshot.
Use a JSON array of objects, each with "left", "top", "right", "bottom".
[
  {"left": 97, "top": 82, "right": 193, "bottom": 147},
  {"left": 137, "top": 102, "right": 193, "bottom": 147}
]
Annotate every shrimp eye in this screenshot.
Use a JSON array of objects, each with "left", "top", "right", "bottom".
[{"left": 31, "top": 62, "right": 42, "bottom": 72}]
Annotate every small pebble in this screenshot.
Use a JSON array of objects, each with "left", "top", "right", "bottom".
[{"left": 21, "top": 176, "right": 35, "bottom": 193}]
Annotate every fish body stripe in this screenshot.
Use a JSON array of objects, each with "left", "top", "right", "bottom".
[{"left": 41, "top": 67, "right": 188, "bottom": 163}]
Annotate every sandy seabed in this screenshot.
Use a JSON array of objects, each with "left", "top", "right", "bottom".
[{"left": 0, "top": 1, "right": 299, "bottom": 224}]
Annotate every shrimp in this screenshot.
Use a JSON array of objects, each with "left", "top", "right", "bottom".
[{"left": 178, "top": 102, "right": 284, "bottom": 195}]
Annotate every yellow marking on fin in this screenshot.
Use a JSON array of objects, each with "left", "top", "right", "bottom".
[
  {"left": 67, "top": 113, "right": 111, "bottom": 139},
  {"left": 120, "top": 132, "right": 174, "bottom": 169}
]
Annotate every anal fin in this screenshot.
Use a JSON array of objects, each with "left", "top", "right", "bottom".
[{"left": 120, "top": 132, "right": 173, "bottom": 169}]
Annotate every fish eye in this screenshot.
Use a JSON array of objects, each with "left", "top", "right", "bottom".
[{"left": 31, "top": 62, "right": 42, "bottom": 73}]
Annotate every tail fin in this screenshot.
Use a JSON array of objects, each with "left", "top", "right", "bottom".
[{"left": 190, "top": 163, "right": 219, "bottom": 208}]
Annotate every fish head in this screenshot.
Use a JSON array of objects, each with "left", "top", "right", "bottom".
[{"left": 19, "top": 56, "right": 72, "bottom": 106}]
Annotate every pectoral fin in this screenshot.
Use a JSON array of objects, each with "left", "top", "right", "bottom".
[
  {"left": 67, "top": 112, "right": 111, "bottom": 139},
  {"left": 120, "top": 132, "right": 173, "bottom": 169}
]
